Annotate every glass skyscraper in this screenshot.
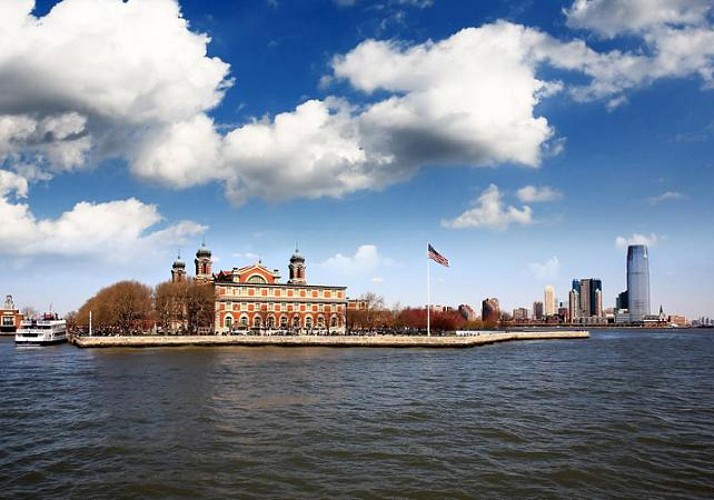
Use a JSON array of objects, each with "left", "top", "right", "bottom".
[{"left": 627, "top": 245, "right": 651, "bottom": 322}]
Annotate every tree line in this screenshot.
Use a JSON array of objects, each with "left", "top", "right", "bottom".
[
  {"left": 70, "top": 280, "right": 214, "bottom": 335},
  {"left": 346, "top": 292, "right": 488, "bottom": 333}
]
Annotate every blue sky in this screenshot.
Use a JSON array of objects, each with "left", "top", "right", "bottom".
[{"left": 1, "top": 0, "right": 713, "bottom": 319}]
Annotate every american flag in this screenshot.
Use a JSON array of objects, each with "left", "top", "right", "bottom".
[{"left": 428, "top": 244, "right": 449, "bottom": 267}]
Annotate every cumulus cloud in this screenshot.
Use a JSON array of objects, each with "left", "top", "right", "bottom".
[
  {"left": 615, "top": 233, "right": 659, "bottom": 248},
  {"left": 442, "top": 184, "right": 533, "bottom": 230},
  {"left": 223, "top": 24, "right": 563, "bottom": 204},
  {"left": 528, "top": 256, "right": 560, "bottom": 280},
  {"left": 0, "top": 0, "right": 230, "bottom": 177},
  {"left": 0, "top": 170, "right": 29, "bottom": 198},
  {"left": 321, "top": 244, "right": 392, "bottom": 274},
  {"left": 0, "top": 169, "right": 204, "bottom": 259},
  {"left": 517, "top": 185, "right": 563, "bottom": 203},
  {"left": 649, "top": 191, "right": 688, "bottom": 204},
  {"left": 221, "top": 99, "right": 386, "bottom": 205},
  {"left": 333, "top": 24, "right": 557, "bottom": 168},
  {"left": 565, "top": 0, "right": 711, "bottom": 37},
  {"left": 1, "top": 1, "right": 713, "bottom": 209},
  {"left": 563, "top": 0, "right": 714, "bottom": 99}
]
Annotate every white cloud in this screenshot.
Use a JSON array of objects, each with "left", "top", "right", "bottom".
[
  {"left": 132, "top": 114, "right": 224, "bottom": 188},
  {"left": 221, "top": 99, "right": 383, "bottom": 205},
  {"left": 615, "top": 233, "right": 659, "bottom": 248},
  {"left": 442, "top": 184, "right": 533, "bottom": 230},
  {"left": 517, "top": 185, "right": 563, "bottom": 203},
  {"left": 321, "top": 244, "right": 392, "bottom": 274},
  {"left": 528, "top": 256, "right": 560, "bottom": 280},
  {"left": 333, "top": 24, "right": 557, "bottom": 168},
  {"left": 0, "top": 170, "right": 29, "bottom": 198},
  {"left": 0, "top": 0, "right": 230, "bottom": 176},
  {"left": 0, "top": 169, "right": 204, "bottom": 259},
  {"left": 562, "top": 0, "right": 714, "bottom": 99},
  {"left": 565, "top": 0, "right": 711, "bottom": 38},
  {"left": 1, "top": 1, "right": 713, "bottom": 208},
  {"left": 649, "top": 191, "right": 688, "bottom": 204},
  {"left": 371, "top": 277, "right": 385, "bottom": 283}
]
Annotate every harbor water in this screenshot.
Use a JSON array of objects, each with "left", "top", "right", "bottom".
[{"left": 1, "top": 329, "right": 712, "bottom": 498}]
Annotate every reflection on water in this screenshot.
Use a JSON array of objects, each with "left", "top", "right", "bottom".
[{"left": 1, "top": 331, "right": 713, "bottom": 499}]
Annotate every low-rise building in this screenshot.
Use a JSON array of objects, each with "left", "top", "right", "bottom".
[
  {"left": 1, "top": 295, "right": 22, "bottom": 334},
  {"left": 213, "top": 249, "right": 347, "bottom": 334}
]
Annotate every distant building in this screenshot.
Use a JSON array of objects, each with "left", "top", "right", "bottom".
[
  {"left": 481, "top": 298, "right": 500, "bottom": 324},
  {"left": 347, "top": 299, "right": 369, "bottom": 311},
  {"left": 458, "top": 304, "right": 477, "bottom": 321},
  {"left": 544, "top": 285, "right": 556, "bottom": 316},
  {"left": 572, "top": 278, "right": 603, "bottom": 319},
  {"left": 513, "top": 307, "right": 529, "bottom": 321},
  {"left": 428, "top": 304, "right": 453, "bottom": 313},
  {"left": 627, "top": 244, "right": 651, "bottom": 323},
  {"left": 568, "top": 288, "right": 579, "bottom": 323},
  {"left": 668, "top": 315, "right": 687, "bottom": 328},
  {"left": 213, "top": 248, "right": 347, "bottom": 334},
  {"left": 169, "top": 244, "right": 348, "bottom": 334},
  {"left": 616, "top": 290, "right": 629, "bottom": 311},
  {"left": 532, "top": 301, "right": 544, "bottom": 320},
  {"left": 1, "top": 295, "right": 22, "bottom": 334},
  {"left": 194, "top": 241, "right": 214, "bottom": 283},
  {"left": 557, "top": 305, "right": 569, "bottom": 323},
  {"left": 171, "top": 251, "right": 187, "bottom": 283}
]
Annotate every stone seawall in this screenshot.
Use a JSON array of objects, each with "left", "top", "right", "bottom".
[{"left": 72, "top": 330, "right": 589, "bottom": 349}]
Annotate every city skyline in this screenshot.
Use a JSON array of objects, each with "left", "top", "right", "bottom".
[{"left": 1, "top": 1, "right": 713, "bottom": 319}]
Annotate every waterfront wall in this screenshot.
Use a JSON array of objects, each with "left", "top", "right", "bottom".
[{"left": 72, "top": 330, "right": 589, "bottom": 349}]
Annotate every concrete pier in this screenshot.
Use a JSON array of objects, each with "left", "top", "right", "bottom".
[{"left": 71, "top": 330, "right": 589, "bottom": 349}]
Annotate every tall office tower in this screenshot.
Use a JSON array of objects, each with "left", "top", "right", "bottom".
[
  {"left": 532, "top": 301, "right": 544, "bottom": 320},
  {"left": 544, "top": 285, "right": 556, "bottom": 316},
  {"left": 579, "top": 279, "right": 592, "bottom": 317},
  {"left": 569, "top": 288, "right": 579, "bottom": 322},
  {"left": 481, "top": 298, "right": 500, "bottom": 324},
  {"left": 616, "top": 290, "right": 629, "bottom": 310},
  {"left": 573, "top": 278, "right": 603, "bottom": 318},
  {"left": 627, "top": 244, "right": 651, "bottom": 322}
]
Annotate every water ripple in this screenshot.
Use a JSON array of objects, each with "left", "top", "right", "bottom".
[{"left": 1, "top": 331, "right": 713, "bottom": 498}]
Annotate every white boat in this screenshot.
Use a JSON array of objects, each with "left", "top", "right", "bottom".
[{"left": 15, "top": 312, "right": 67, "bottom": 346}]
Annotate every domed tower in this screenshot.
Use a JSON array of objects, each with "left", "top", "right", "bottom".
[
  {"left": 288, "top": 247, "right": 307, "bottom": 285},
  {"left": 195, "top": 240, "right": 213, "bottom": 282},
  {"left": 171, "top": 251, "right": 187, "bottom": 283}
]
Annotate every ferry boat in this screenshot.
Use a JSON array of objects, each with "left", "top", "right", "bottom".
[{"left": 15, "top": 312, "right": 67, "bottom": 346}]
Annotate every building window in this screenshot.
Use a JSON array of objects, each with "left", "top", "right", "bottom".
[
  {"left": 330, "top": 315, "right": 338, "bottom": 328},
  {"left": 225, "top": 316, "right": 233, "bottom": 329},
  {"left": 253, "top": 316, "right": 262, "bottom": 329},
  {"left": 317, "top": 315, "right": 325, "bottom": 328},
  {"left": 280, "top": 316, "right": 288, "bottom": 328},
  {"left": 305, "top": 316, "right": 312, "bottom": 329},
  {"left": 247, "top": 275, "right": 267, "bottom": 284},
  {"left": 240, "top": 315, "right": 248, "bottom": 326}
]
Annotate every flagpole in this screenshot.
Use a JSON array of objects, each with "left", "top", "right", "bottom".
[{"left": 427, "top": 243, "right": 431, "bottom": 337}]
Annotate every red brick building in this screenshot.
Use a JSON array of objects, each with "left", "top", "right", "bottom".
[
  {"left": 213, "top": 249, "right": 347, "bottom": 334},
  {"left": 1, "top": 295, "right": 23, "bottom": 334}
]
